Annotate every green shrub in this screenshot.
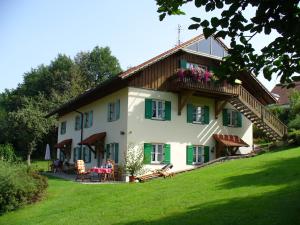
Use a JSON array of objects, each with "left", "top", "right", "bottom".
[
  {"left": 0, "top": 144, "right": 16, "bottom": 162},
  {"left": 288, "top": 129, "right": 300, "bottom": 146},
  {"left": 288, "top": 115, "right": 300, "bottom": 130},
  {"left": 0, "top": 162, "right": 48, "bottom": 214}
]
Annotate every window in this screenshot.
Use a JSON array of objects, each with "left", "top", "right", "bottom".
[
  {"left": 108, "top": 99, "right": 120, "bottom": 122},
  {"left": 193, "top": 106, "right": 205, "bottom": 123},
  {"left": 151, "top": 144, "right": 164, "bottom": 163},
  {"left": 187, "top": 104, "right": 209, "bottom": 124},
  {"left": 106, "top": 143, "right": 119, "bottom": 163},
  {"left": 186, "top": 62, "right": 207, "bottom": 71},
  {"left": 193, "top": 146, "right": 203, "bottom": 164},
  {"left": 59, "top": 150, "right": 65, "bottom": 161},
  {"left": 145, "top": 99, "right": 171, "bottom": 120},
  {"left": 186, "top": 145, "right": 210, "bottom": 165},
  {"left": 152, "top": 100, "right": 165, "bottom": 120},
  {"left": 73, "top": 147, "right": 81, "bottom": 162},
  {"left": 60, "top": 121, "right": 66, "bottom": 135},
  {"left": 223, "top": 109, "right": 242, "bottom": 127},
  {"left": 75, "top": 115, "right": 82, "bottom": 131},
  {"left": 84, "top": 111, "right": 93, "bottom": 128},
  {"left": 83, "top": 147, "right": 91, "bottom": 163},
  {"left": 143, "top": 143, "right": 171, "bottom": 164}
]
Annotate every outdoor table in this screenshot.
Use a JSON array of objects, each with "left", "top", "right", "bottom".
[{"left": 89, "top": 167, "right": 112, "bottom": 181}]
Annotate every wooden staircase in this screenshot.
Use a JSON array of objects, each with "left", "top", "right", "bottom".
[
  {"left": 229, "top": 86, "right": 288, "bottom": 141},
  {"left": 169, "top": 76, "right": 288, "bottom": 141}
]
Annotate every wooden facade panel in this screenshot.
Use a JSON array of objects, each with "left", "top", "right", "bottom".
[{"left": 128, "top": 52, "right": 220, "bottom": 91}]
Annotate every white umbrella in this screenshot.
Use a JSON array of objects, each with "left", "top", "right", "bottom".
[
  {"left": 45, "top": 144, "right": 51, "bottom": 171},
  {"left": 44, "top": 144, "right": 51, "bottom": 160}
]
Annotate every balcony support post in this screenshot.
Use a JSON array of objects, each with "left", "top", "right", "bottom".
[{"left": 178, "top": 90, "right": 194, "bottom": 115}]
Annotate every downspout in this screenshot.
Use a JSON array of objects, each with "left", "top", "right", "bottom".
[{"left": 75, "top": 110, "right": 84, "bottom": 159}]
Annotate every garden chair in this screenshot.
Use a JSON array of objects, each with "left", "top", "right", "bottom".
[
  {"left": 75, "top": 160, "right": 91, "bottom": 181},
  {"left": 155, "top": 163, "right": 174, "bottom": 178},
  {"left": 106, "top": 160, "right": 115, "bottom": 181}
]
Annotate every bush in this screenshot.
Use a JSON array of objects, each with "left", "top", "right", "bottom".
[
  {"left": 0, "top": 162, "right": 48, "bottom": 214},
  {"left": 288, "top": 129, "right": 300, "bottom": 146},
  {"left": 0, "top": 143, "right": 16, "bottom": 162},
  {"left": 288, "top": 114, "right": 300, "bottom": 130}
]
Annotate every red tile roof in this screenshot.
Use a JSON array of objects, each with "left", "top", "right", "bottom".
[
  {"left": 78, "top": 132, "right": 106, "bottom": 146},
  {"left": 213, "top": 134, "right": 249, "bottom": 147},
  {"left": 119, "top": 34, "right": 206, "bottom": 79},
  {"left": 271, "top": 82, "right": 300, "bottom": 105}
]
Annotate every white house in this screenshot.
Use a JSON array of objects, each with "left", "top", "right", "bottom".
[{"left": 48, "top": 35, "right": 287, "bottom": 176}]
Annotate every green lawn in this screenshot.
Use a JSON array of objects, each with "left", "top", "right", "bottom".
[{"left": 1, "top": 147, "right": 300, "bottom": 225}]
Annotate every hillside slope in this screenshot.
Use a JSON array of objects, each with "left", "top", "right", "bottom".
[{"left": 1, "top": 147, "right": 300, "bottom": 225}]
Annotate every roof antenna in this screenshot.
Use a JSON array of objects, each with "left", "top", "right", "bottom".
[{"left": 177, "top": 24, "right": 182, "bottom": 46}]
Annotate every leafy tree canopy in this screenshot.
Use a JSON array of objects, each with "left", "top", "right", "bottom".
[{"left": 156, "top": 0, "right": 300, "bottom": 87}]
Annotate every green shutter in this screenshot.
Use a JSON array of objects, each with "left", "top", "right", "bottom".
[
  {"left": 89, "top": 111, "right": 93, "bottom": 127},
  {"left": 203, "top": 106, "right": 209, "bottom": 124},
  {"left": 84, "top": 147, "right": 91, "bottom": 163},
  {"left": 204, "top": 146, "right": 210, "bottom": 163},
  {"left": 143, "top": 143, "right": 152, "bottom": 164},
  {"left": 163, "top": 144, "right": 171, "bottom": 164},
  {"left": 187, "top": 104, "right": 194, "bottom": 123},
  {"left": 164, "top": 101, "right": 171, "bottom": 121},
  {"left": 223, "top": 109, "right": 228, "bottom": 126},
  {"left": 78, "top": 147, "right": 82, "bottom": 160},
  {"left": 106, "top": 144, "right": 110, "bottom": 159},
  {"left": 237, "top": 112, "right": 242, "bottom": 127},
  {"left": 186, "top": 145, "right": 194, "bottom": 165},
  {"left": 73, "top": 148, "right": 77, "bottom": 162},
  {"left": 107, "top": 103, "right": 111, "bottom": 122},
  {"left": 145, "top": 99, "right": 152, "bottom": 119},
  {"left": 115, "top": 143, "right": 119, "bottom": 163},
  {"left": 180, "top": 59, "right": 187, "bottom": 69},
  {"left": 116, "top": 99, "right": 120, "bottom": 120}
]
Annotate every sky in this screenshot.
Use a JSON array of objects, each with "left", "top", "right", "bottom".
[{"left": 0, "top": 0, "right": 279, "bottom": 93}]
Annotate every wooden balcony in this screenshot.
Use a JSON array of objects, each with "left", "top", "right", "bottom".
[{"left": 168, "top": 75, "right": 288, "bottom": 139}]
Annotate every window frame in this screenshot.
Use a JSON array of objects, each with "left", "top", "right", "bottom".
[
  {"left": 192, "top": 106, "right": 205, "bottom": 124},
  {"left": 60, "top": 121, "right": 67, "bottom": 135},
  {"left": 186, "top": 62, "right": 207, "bottom": 71},
  {"left": 75, "top": 115, "right": 82, "bottom": 131},
  {"left": 84, "top": 111, "right": 93, "bottom": 128},
  {"left": 151, "top": 143, "right": 164, "bottom": 164},
  {"left": 107, "top": 143, "right": 119, "bottom": 164},
  {"left": 227, "top": 109, "right": 239, "bottom": 127},
  {"left": 192, "top": 145, "right": 204, "bottom": 164},
  {"left": 151, "top": 99, "right": 166, "bottom": 120}
]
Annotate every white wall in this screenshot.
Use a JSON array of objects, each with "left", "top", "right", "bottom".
[
  {"left": 127, "top": 87, "right": 253, "bottom": 172},
  {"left": 57, "top": 88, "right": 128, "bottom": 167}
]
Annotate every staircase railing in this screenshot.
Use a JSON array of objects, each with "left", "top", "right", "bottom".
[
  {"left": 234, "top": 85, "right": 288, "bottom": 137},
  {"left": 170, "top": 76, "right": 288, "bottom": 138}
]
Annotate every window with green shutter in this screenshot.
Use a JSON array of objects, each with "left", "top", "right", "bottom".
[
  {"left": 187, "top": 104, "right": 209, "bottom": 124},
  {"left": 145, "top": 99, "right": 171, "bottom": 121},
  {"left": 75, "top": 115, "right": 82, "bottom": 130},
  {"left": 106, "top": 144, "right": 110, "bottom": 159},
  {"left": 163, "top": 144, "right": 171, "bottom": 164},
  {"left": 108, "top": 100, "right": 120, "bottom": 122},
  {"left": 143, "top": 143, "right": 152, "bottom": 164},
  {"left": 204, "top": 146, "right": 210, "bottom": 163},
  {"left": 106, "top": 143, "right": 119, "bottom": 163},
  {"left": 223, "top": 108, "right": 242, "bottom": 127},
  {"left": 83, "top": 147, "right": 91, "bottom": 163},
  {"left": 73, "top": 147, "right": 82, "bottom": 162},
  {"left": 186, "top": 145, "right": 194, "bottom": 165}
]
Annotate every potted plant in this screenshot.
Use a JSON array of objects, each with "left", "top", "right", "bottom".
[{"left": 124, "top": 143, "right": 144, "bottom": 182}]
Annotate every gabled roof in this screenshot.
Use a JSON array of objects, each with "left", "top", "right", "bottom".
[
  {"left": 47, "top": 34, "right": 275, "bottom": 117},
  {"left": 271, "top": 82, "right": 300, "bottom": 105}
]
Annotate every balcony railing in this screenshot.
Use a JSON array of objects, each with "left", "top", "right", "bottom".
[{"left": 169, "top": 75, "right": 288, "bottom": 138}]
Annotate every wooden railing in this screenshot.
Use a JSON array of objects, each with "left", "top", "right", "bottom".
[{"left": 171, "top": 76, "right": 288, "bottom": 138}]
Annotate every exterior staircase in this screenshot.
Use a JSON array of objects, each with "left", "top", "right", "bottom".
[
  {"left": 169, "top": 76, "right": 288, "bottom": 141},
  {"left": 229, "top": 86, "right": 287, "bottom": 141}
]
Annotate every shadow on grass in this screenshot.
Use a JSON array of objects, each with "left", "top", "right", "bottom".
[{"left": 113, "top": 154, "right": 300, "bottom": 225}]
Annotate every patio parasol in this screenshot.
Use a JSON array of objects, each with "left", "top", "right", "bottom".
[{"left": 44, "top": 144, "right": 51, "bottom": 171}]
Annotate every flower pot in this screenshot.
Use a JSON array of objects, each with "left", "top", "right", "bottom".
[{"left": 129, "top": 175, "right": 136, "bottom": 183}]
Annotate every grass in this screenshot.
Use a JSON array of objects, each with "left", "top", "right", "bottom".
[
  {"left": 1, "top": 147, "right": 300, "bottom": 225},
  {"left": 31, "top": 160, "right": 50, "bottom": 172}
]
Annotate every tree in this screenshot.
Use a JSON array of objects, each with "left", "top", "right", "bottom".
[
  {"left": 75, "top": 46, "right": 122, "bottom": 87},
  {"left": 8, "top": 96, "right": 56, "bottom": 165},
  {"left": 156, "top": 0, "right": 300, "bottom": 86}
]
